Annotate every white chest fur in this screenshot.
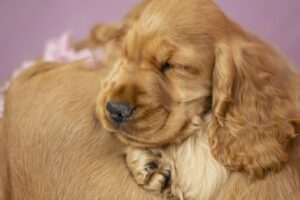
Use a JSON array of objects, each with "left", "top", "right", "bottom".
[{"left": 165, "top": 131, "right": 229, "bottom": 200}]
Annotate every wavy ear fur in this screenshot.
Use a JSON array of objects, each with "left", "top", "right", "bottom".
[{"left": 209, "top": 41, "right": 298, "bottom": 177}]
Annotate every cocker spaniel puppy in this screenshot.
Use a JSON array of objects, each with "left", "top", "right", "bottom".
[{"left": 96, "top": 0, "right": 300, "bottom": 199}]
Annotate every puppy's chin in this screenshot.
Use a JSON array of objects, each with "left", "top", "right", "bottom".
[
  {"left": 100, "top": 117, "right": 171, "bottom": 147},
  {"left": 98, "top": 103, "right": 201, "bottom": 147},
  {"left": 106, "top": 120, "right": 199, "bottom": 148},
  {"left": 99, "top": 116, "right": 169, "bottom": 147},
  {"left": 114, "top": 119, "right": 200, "bottom": 148}
]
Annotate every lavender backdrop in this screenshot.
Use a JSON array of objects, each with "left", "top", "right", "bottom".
[{"left": 0, "top": 0, "right": 299, "bottom": 82}]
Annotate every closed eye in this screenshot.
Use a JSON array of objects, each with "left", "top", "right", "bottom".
[{"left": 159, "top": 62, "right": 172, "bottom": 72}]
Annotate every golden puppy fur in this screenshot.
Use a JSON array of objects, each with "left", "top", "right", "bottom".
[
  {"left": 96, "top": 0, "right": 300, "bottom": 199},
  {"left": 0, "top": 62, "right": 163, "bottom": 200}
]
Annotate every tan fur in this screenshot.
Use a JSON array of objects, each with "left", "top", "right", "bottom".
[
  {"left": 1, "top": 62, "right": 162, "bottom": 200},
  {"left": 0, "top": 119, "right": 9, "bottom": 200},
  {"left": 96, "top": 0, "right": 300, "bottom": 199}
]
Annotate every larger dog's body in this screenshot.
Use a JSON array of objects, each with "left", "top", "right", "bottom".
[{"left": 0, "top": 63, "right": 162, "bottom": 200}]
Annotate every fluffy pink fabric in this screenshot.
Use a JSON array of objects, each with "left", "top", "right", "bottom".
[{"left": 0, "top": 32, "right": 102, "bottom": 118}]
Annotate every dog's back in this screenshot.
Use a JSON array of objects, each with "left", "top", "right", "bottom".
[
  {"left": 2, "top": 63, "right": 161, "bottom": 200},
  {"left": 0, "top": 118, "right": 9, "bottom": 200}
]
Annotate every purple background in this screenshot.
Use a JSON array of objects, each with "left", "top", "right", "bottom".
[{"left": 0, "top": 0, "right": 299, "bottom": 82}]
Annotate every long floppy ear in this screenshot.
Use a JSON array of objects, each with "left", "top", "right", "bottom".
[{"left": 208, "top": 42, "right": 298, "bottom": 177}]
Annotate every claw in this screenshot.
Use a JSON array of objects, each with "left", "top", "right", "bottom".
[{"left": 161, "top": 170, "right": 171, "bottom": 188}]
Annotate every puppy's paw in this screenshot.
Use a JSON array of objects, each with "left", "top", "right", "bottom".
[{"left": 126, "top": 147, "right": 171, "bottom": 193}]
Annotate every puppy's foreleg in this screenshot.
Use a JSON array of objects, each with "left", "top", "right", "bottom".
[{"left": 126, "top": 147, "right": 180, "bottom": 199}]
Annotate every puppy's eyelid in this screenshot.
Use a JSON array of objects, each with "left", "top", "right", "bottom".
[{"left": 159, "top": 62, "right": 172, "bottom": 72}]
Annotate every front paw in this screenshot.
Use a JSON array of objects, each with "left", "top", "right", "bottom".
[{"left": 126, "top": 147, "right": 171, "bottom": 193}]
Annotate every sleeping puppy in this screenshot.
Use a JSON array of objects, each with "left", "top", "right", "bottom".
[{"left": 96, "top": 0, "right": 300, "bottom": 199}]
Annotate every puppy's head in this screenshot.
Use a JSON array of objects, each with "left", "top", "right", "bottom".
[
  {"left": 97, "top": 0, "right": 299, "bottom": 176},
  {"left": 97, "top": 0, "right": 220, "bottom": 146}
]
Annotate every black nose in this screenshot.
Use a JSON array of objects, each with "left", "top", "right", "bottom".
[{"left": 106, "top": 101, "right": 133, "bottom": 123}]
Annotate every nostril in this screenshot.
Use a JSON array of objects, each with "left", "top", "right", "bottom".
[{"left": 106, "top": 101, "right": 133, "bottom": 123}]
